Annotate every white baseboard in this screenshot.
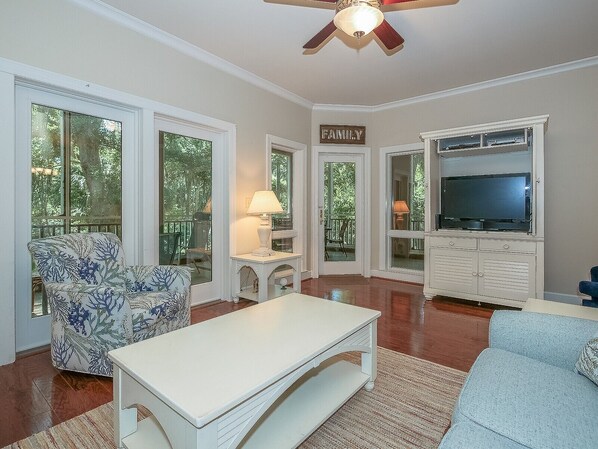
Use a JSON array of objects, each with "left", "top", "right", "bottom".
[
  {"left": 370, "top": 269, "right": 424, "bottom": 284},
  {"left": 543, "top": 291, "right": 582, "bottom": 305}
]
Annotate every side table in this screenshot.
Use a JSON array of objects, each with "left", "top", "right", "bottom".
[
  {"left": 522, "top": 298, "right": 598, "bottom": 321},
  {"left": 231, "top": 252, "right": 301, "bottom": 303}
]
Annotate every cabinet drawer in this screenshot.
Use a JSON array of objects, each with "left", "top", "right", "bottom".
[
  {"left": 429, "top": 236, "right": 477, "bottom": 250},
  {"left": 479, "top": 239, "right": 536, "bottom": 253}
]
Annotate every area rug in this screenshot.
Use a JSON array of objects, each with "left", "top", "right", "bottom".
[{"left": 4, "top": 348, "right": 466, "bottom": 449}]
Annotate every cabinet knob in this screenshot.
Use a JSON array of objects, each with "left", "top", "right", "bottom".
[
  {"left": 472, "top": 272, "right": 477, "bottom": 277},
  {"left": 449, "top": 241, "right": 455, "bottom": 246},
  {"left": 503, "top": 244, "right": 510, "bottom": 249},
  {"left": 478, "top": 272, "right": 484, "bottom": 277}
]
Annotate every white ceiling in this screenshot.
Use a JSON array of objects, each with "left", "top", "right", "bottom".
[{"left": 97, "top": 0, "right": 598, "bottom": 107}]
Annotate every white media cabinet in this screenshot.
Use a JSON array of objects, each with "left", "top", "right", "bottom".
[{"left": 421, "top": 116, "right": 548, "bottom": 308}]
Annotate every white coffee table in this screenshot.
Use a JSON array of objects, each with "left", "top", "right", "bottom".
[{"left": 109, "top": 293, "right": 381, "bottom": 449}]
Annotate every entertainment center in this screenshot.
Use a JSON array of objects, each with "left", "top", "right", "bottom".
[{"left": 421, "top": 116, "right": 548, "bottom": 307}]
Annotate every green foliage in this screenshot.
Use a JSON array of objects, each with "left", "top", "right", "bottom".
[
  {"left": 31, "top": 105, "right": 122, "bottom": 229},
  {"left": 271, "top": 151, "right": 291, "bottom": 212},
  {"left": 410, "top": 153, "right": 425, "bottom": 226},
  {"left": 161, "top": 132, "right": 212, "bottom": 220},
  {"left": 324, "top": 161, "right": 356, "bottom": 218}
]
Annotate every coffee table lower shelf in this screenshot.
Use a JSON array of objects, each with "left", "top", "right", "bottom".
[{"left": 121, "top": 359, "right": 369, "bottom": 449}]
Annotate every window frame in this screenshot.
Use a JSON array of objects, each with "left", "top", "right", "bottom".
[
  {"left": 378, "top": 143, "right": 425, "bottom": 284},
  {"left": 266, "top": 134, "right": 307, "bottom": 271}
]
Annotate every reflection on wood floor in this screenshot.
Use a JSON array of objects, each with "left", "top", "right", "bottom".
[{"left": 0, "top": 276, "right": 500, "bottom": 447}]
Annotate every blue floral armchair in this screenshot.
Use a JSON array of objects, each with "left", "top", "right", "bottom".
[{"left": 28, "top": 232, "right": 191, "bottom": 377}]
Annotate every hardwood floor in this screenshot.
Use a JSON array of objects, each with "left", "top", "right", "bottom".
[{"left": 0, "top": 276, "right": 497, "bottom": 447}]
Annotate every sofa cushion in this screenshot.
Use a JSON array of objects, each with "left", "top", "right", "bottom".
[
  {"left": 576, "top": 337, "right": 598, "bottom": 386},
  {"left": 439, "top": 421, "right": 528, "bottom": 449},
  {"left": 454, "top": 348, "right": 598, "bottom": 449}
]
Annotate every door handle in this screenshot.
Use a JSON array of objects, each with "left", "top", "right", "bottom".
[{"left": 319, "top": 208, "right": 324, "bottom": 225}]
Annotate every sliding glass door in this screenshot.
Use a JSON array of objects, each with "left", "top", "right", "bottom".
[
  {"left": 155, "top": 118, "right": 223, "bottom": 303},
  {"left": 15, "top": 87, "right": 135, "bottom": 351}
]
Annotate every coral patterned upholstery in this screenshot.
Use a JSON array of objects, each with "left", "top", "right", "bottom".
[{"left": 28, "top": 232, "right": 191, "bottom": 377}]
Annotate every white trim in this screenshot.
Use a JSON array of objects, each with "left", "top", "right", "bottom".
[
  {"left": 266, "top": 134, "right": 308, "bottom": 271},
  {"left": 71, "top": 0, "right": 313, "bottom": 110},
  {"left": 0, "top": 71, "right": 16, "bottom": 366},
  {"left": 314, "top": 56, "right": 598, "bottom": 112},
  {"left": 15, "top": 86, "right": 138, "bottom": 352},
  {"left": 311, "top": 146, "right": 371, "bottom": 278},
  {"left": 154, "top": 116, "right": 227, "bottom": 305},
  {"left": 378, "top": 143, "right": 425, "bottom": 281},
  {"left": 420, "top": 114, "right": 550, "bottom": 140},
  {"left": 0, "top": 58, "right": 235, "bottom": 135}
]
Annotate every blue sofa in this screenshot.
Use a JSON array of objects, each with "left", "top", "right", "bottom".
[{"left": 439, "top": 311, "right": 598, "bottom": 449}]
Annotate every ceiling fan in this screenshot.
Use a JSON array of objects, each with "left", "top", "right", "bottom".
[{"left": 264, "top": 0, "right": 418, "bottom": 52}]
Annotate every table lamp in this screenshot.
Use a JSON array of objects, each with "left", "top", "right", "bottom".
[
  {"left": 247, "top": 190, "right": 284, "bottom": 256},
  {"left": 393, "top": 200, "right": 410, "bottom": 229}
]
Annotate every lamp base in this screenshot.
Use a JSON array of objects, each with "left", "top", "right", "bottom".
[
  {"left": 252, "top": 217, "right": 276, "bottom": 257},
  {"left": 251, "top": 247, "right": 276, "bottom": 257}
]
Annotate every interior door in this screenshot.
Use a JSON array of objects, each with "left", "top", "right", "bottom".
[
  {"left": 15, "top": 86, "right": 135, "bottom": 351},
  {"left": 318, "top": 154, "right": 364, "bottom": 275}
]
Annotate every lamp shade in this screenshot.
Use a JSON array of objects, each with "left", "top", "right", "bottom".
[
  {"left": 202, "top": 198, "right": 212, "bottom": 214},
  {"left": 247, "top": 190, "right": 284, "bottom": 215},
  {"left": 334, "top": 1, "right": 384, "bottom": 38},
  {"left": 393, "top": 200, "right": 410, "bottom": 214}
]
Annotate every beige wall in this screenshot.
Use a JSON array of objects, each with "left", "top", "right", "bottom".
[
  {"left": 312, "top": 66, "right": 598, "bottom": 296},
  {"left": 372, "top": 66, "right": 598, "bottom": 296},
  {"left": 0, "top": 0, "right": 311, "bottom": 255}
]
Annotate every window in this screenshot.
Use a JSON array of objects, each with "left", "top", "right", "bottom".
[
  {"left": 267, "top": 135, "right": 306, "bottom": 265},
  {"left": 271, "top": 149, "right": 293, "bottom": 252},
  {"left": 30, "top": 104, "right": 123, "bottom": 316},
  {"left": 388, "top": 151, "right": 425, "bottom": 271},
  {"left": 159, "top": 130, "right": 212, "bottom": 285},
  {"left": 155, "top": 116, "right": 225, "bottom": 304}
]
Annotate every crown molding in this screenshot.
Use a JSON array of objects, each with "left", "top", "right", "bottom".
[
  {"left": 313, "top": 55, "right": 598, "bottom": 114},
  {"left": 67, "top": 1, "right": 598, "bottom": 114},
  {"left": 71, "top": 0, "right": 314, "bottom": 110},
  {"left": 312, "top": 103, "right": 374, "bottom": 113}
]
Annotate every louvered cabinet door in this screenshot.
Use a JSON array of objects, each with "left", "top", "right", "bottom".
[
  {"left": 429, "top": 248, "right": 478, "bottom": 294},
  {"left": 478, "top": 252, "right": 535, "bottom": 302}
]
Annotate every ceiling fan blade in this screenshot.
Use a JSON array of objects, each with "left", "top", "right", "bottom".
[
  {"left": 381, "top": 0, "right": 417, "bottom": 4},
  {"left": 264, "top": 0, "right": 337, "bottom": 9},
  {"left": 373, "top": 20, "right": 405, "bottom": 50},
  {"left": 303, "top": 21, "right": 337, "bottom": 49}
]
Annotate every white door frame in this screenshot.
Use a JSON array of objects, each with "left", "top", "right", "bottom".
[
  {"left": 311, "top": 145, "right": 371, "bottom": 278},
  {"left": 376, "top": 143, "right": 424, "bottom": 284},
  {"left": 15, "top": 85, "right": 138, "bottom": 351},
  {"left": 154, "top": 116, "right": 226, "bottom": 304}
]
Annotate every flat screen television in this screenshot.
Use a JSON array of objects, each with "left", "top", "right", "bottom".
[{"left": 440, "top": 173, "right": 531, "bottom": 232}]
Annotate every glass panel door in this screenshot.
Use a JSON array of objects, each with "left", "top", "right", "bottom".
[
  {"left": 159, "top": 131, "right": 212, "bottom": 284},
  {"left": 156, "top": 118, "right": 222, "bottom": 304},
  {"left": 318, "top": 154, "right": 363, "bottom": 275},
  {"left": 388, "top": 152, "right": 425, "bottom": 271},
  {"left": 16, "top": 87, "right": 134, "bottom": 351}
]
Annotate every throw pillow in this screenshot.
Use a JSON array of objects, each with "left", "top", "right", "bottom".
[{"left": 576, "top": 337, "right": 598, "bottom": 385}]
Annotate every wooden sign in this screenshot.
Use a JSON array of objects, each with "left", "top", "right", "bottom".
[{"left": 320, "top": 125, "right": 366, "bottom": 145}]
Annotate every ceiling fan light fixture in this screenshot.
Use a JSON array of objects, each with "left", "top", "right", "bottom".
[{"left": 334, "top": 0, "right": 384, "bottom": 39}]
